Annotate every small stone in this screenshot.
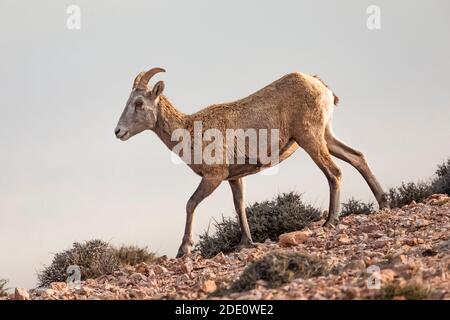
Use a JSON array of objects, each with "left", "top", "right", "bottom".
[
  {"left": 180, "top": 261, "right": 193, "bottom": 274},
  {"left": 237, "top": 252, "right": 247, "bottom": 261},
  {"left": 135, "top": 262, "right": 149, "bottom": 276},
  {"left": 43, "top": 288, "right": 55, "bottom": 297},
  {"left": 360, "top": 224, "right": 378, "bottom": 233},
  {"left": 391, "top": 254, "right": 408, "bottom": 265},
  {"left": 85, "top": 279, "right": 96, "bottom": 286},
  {"left": 279, "top": 230, "right": 311, "bottom": 247},
  {"left": 156, "top": 255, "right": 169, "bottom": 264},
  {"left": 403, "top": 238, "right": 419, "bottom": 246},
  {"left": 49, "top": 282, "right": 67, "bottom": 291},
  {"left": 14, "top": 288, "right": 29, "bottom": 300},
  {"left": 436, "top": 239, "right": 450, "bottom": 252},
  {"left": 129, "top": 288, "right": 147, "bottom": 299},
  {"left": 415, "top": 219, "right": 430, "bottom": 228},
  {"left": 154, "top": 265, "right": 169, "bottom": 275},
  {"left": 338, "top": 234, "right": 351, "bottom": 244},
  {"left": 373, "top": 239, "right": 389, "bottom": 249},
  {"left": 130, "top": 272, "right": 147, "bottom": 283},
  {"left": 78, "top": 287, "right": 93, "bottom": 296},
  {"left": 213, "top": 252, "right": 227, "bottom": 264},
  {"left": 199, "top": 280, "right": 217, "bottom": 293},
  {"left": 346, "top": 259, "right": 366, "bottom": 270},
  {"left": 380, "top": 269, "right": 396, "bottom": 283}
]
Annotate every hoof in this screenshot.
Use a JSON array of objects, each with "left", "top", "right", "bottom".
[
  {"left": 237, "top": 240, "right": 256, "bottom": 250},
  {"left": 176, "top": 246, "right": 192, "bottom": 259},
  {"left": 379, "top": 201, "right": 390, "bottom": 210},
  {"left": 322, "top": 219, "right": 339, "bottom": 228},
  {"left": 175, "top": 251, "right": 185, "bottom": 259}
]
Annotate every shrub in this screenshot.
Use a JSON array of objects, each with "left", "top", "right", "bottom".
[
  {"left": 38, "top": 239, "right": 120, "bottom": 287},
  {"left": 196, "top": 192, "right": 322, "bottom": 258},
  {"left": 340, "top": 198, "right": 375, "bottom": 217},
  {"left": 214, "top": 252, "right": 329, "bottom": 295},
  {"left": 0, "top": 279, "right": 9, "bottom": 297},
  {"left": 38, "top": 239, "right": 159, "bottom": 287},
  {"left": 386, "top": 182, "right": 433, "bottom": 208},
  {"left": 373, "top": 282, "right": 430, "bottom": 300},
  {"left": 431, "top": 158, "right": 450, "bottom": 195},
  {"left": 114, "top": 245, "right": 156, "bottom": 266}
]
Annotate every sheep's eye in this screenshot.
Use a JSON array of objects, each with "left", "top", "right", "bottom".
[{"left": 134, "top": 100, "right": 143, "bottom": 109}]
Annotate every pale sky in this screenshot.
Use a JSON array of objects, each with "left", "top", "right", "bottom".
[{"left": 1, "top": 0, "right": 449, "bottom": 289}]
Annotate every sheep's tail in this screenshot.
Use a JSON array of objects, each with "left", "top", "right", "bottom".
[{"left": 313, "top": 74, "right": 339, "bottom": 106}]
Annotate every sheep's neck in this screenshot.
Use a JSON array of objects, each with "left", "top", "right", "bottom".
[{"left": 154, "top": 95, "right": 188, "bottom": 151}]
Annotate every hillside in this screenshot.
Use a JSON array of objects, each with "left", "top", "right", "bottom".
[{"left": 8, "top": 194, "right": 450, "bottom": 300}]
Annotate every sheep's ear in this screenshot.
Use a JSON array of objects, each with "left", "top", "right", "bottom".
[{"left": 151, "top": 81, "right": 165, "bottom": 98}]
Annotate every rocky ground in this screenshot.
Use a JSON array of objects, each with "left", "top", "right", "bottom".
[{"left": 6, "top": 194, "right": 450, "bottom": 300}]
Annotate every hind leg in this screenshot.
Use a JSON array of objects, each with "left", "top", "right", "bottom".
[
  {"left": 297, "top": 136, "right": 342, "bottom": 226},
  {"left": 325, "top": 127, "right": 388, "bottom": 209},
  {"left": 229, "top": 178, "right": 254, "bottom": 248}
]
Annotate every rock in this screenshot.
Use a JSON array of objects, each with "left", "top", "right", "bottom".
[
  {"left": 213, "top": 252, "right": 227, "bottom": 264},
  {"left": 42, "top": 289, "right": 56, "bottom": 297},
  {"left": 278, "top": 230, "right": 311, "bottom": 247},
  {"left": 359, "top": 224, "right": 378, "bottom": 233},
  {"left": 135, "top": 262, "right": 150, "bottom": 276},
  {"left": 130, "top": 272, "right": 147, "bottom": 283},
  {"left": 154, "top": 265, "right": 169, "bottom": 275},
  {"left": 78, "top": 287, "right": 93, "bottom": 296},
  {"left": 237, "top": 252, "right": 248, "bottom": 261},
  {"left": 85, "top": 279, "right": 96, "bottom": 286},
  {"left": 403, "top": 238, "right": 419, "bottom": 246},
  {"left": 129, "top": 288, "right": 147, "bottom": 299},
  {"left": 391, "top": 254, "right": 408, "bottom": 265},
  {"left": 21, "top": 196, "right": 450, "bottom": 301},
  {"left": 49, "top": 282, "right": 67, "bottom": 291},
  {"left": 380, "top": 269, "right": 396, "bottom": 283},
  {"left": 180, "top": 261, "right": 193, "bottom": 274},
  {"left": 373, "top": 239, "right": 389, "bottom": 249},
  {"left": 427, "top": 194, "right": 450, "bottom": 206},
  {"left": 338, "top": 234, "right": 351, "bottom": 244},
  {"left": 199, "top": 280, "right": 217, "bottom": 293},
  {"left": 123, "top": 265, "right": 135, "bottom": 274},
  {"left": 436, "top": 239, "right": 450, "bottom": 252},
  {"left": 156, "top": 255, "right": 169, "bottom": 264},
  {"left": 14, "top": 288, "right": 29, "bottom": 300},
  {"left": 415, "top": 219, "right": 430, "bottom": 228},
  {"left": 346, "top": 259, "right": 366, "bottom": 271}
]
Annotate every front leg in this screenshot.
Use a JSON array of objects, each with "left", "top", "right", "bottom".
[{"left": 176, "top": 178, "right": 222, "bottom": 258}]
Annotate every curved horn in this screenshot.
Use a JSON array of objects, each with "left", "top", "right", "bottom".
[
  {"left": 136, "top": 67, "right": 166, "bottom": 90},
  {"left": 132, "top": 71, "right": 146, "bottom": 89}
]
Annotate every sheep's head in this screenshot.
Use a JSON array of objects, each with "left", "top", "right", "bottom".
[{"left": 115, "top": 67, "right": 165, "bottom": 141}]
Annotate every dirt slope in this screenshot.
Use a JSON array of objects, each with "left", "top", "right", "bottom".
[{"left": 9, "top": 195, "right": 450, "bottom": 300}]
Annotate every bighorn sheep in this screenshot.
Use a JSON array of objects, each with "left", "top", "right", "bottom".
[{"left": 115, "top": 67, "right": 388, "bottom": 257}]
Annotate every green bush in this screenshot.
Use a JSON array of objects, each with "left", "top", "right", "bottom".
[
  {"left": 384, "top": 157, "right": 450, "bottom": 208},
  {"left": 38, "top": 240, "right": 157, "bottom": 287},
  {"left": 196, "top": 192, "right": 322, "bottom": 258},
  {"left": 373, "top": 282, "right": 430, "bottom": 300},
  {"left": 38, "top": 239, "right": 120, "bottom": 287},
  {"left": 214, "top": 252, "right": 329, "bottom": 295},
  {"left": 340, "top": 198, "right": 375, "bottom": 217},
  {"left": 0, "top": 279, "right": 9, "bottom": 297},
  {"left": 387, "top": 182, "right": 433, "bottom": 208},
  {"left": 431, "top": 158, "right": 450, "bottom": 195}
]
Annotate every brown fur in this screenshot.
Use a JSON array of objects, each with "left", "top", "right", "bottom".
[
  {"left": 115, "top": 69, "right": 387, "bottom": 258},
  {"left": 312, "top": 74, "right": 339, "bottom": 105}
]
